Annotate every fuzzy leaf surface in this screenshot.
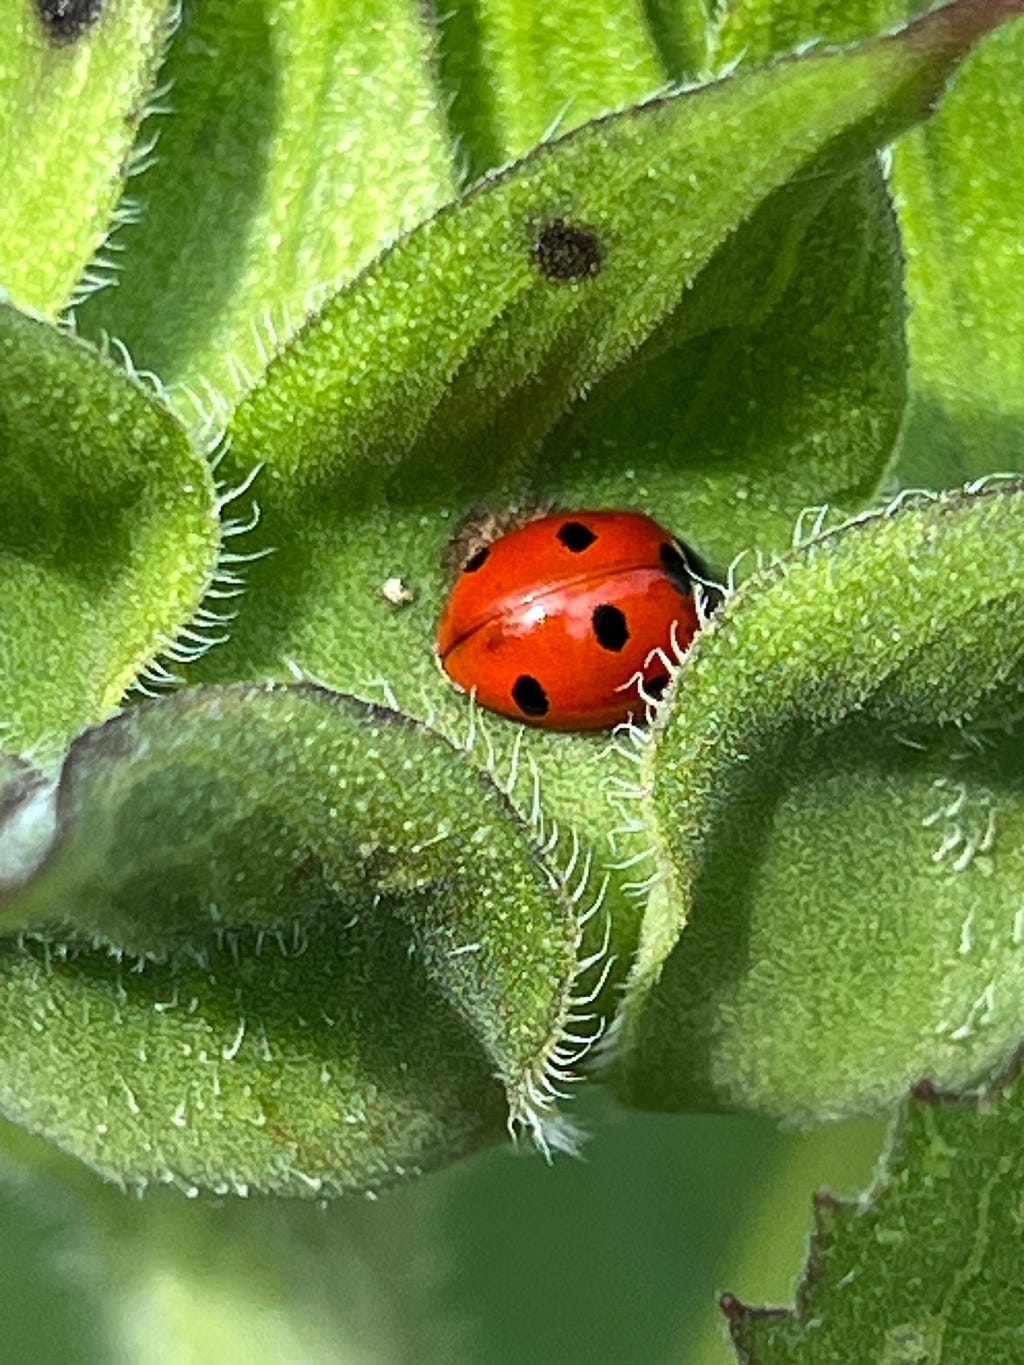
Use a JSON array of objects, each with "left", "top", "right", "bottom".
[
  {"left": 618, "top": 484, "right": 1024, "bottom": 1121},
  {"left": 892, "top": 17, "right": 1024, "bottom": 486},
  {"left": 0, "top": 0, "right": 172, "bottom": 313},
  {"left": 193, "top": 3, "right": 997, "bottom": 986},
  {"left": 0, "top": 684, "right": 580, "bottom": 1194},
  {"left": 725, "top": 1067, "right": 1024, "bottom": 1364},
  {"left": 536, "top": 158, "right": 905, "bottom": 561},
  {"left": 0, "top": 302, "right": 219, "bottom": 754},
  {"left": 712, "top": 0, "right": 908, "bottom": 66},
  {"left": 76, "top": 0, "right": 456, "bottom": 420},
  {"left": 642, "top": 0, "right": 714, "bottom": 81},
  {"left": 432, "top": 0, "right": 665, "bottom": 181},
  {"left": 216, "top": 0, "right": 995, "bottom": 522},
  {"left": 712, "top": 0, "right": 1024, "bottom": 491}
]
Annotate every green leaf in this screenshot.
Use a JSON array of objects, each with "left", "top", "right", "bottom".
[
  {"left": 191, "top": 2, "right": 998, "bottom": 999},
  {"left": 432, "top": 0, "right": 666, "bottom": 181},
  {"left": 535, "top": 159, "right": 906, "bottom": 561},
  {"left": 723, "top": 1065, "right": 1024, "bottom": 1364},
  {"left": 74, "top": 0, "right": 456, "bottom": 422},
  {"left": 617, "top": 484, "right": 1024, "bottom": 1121},
  {"left": 642, "top": 0, "right": 714, "bottom": 82},
  {"left": 713, "top": 0, "right": 908, "bottom": 68},
  {"left": 708, "top": 0, "right": 1024, "bottom": 491},
  {"left": 0, "top": 683, "right": 585, "bottom": 1194},
  {"left": 892, "top": 18, "right": 1024, "bottom": 486},
  {"left": 0, "top": 0, "right": 172, "bottom": 314},
  {"left": 0, "top": 302, "right": 219, "bottom": 755},
  {"left": 217, "top": 0, "right": 994, "bottom": 519},
  {"left": 686, "top": 1118, "right": 885, "bottom": 1365}
]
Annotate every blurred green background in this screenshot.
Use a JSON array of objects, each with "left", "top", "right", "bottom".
[{"left": 0, "top": 1091, "right": 883, "bottom": 1364}]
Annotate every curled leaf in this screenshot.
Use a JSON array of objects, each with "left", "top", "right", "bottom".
[
  {"left": 0, "top": 683, "right": 585, "bottom": 1194},
  {"left": 893, "top": 18, "right": 1024, "bottom": 485},
  {"left": 0, "top": 301, "right": 219, "bottom": 754},
  {"left": 187, "top": 6, "right": 994, "bottom": 1002},
  {"left": 0, "top": 0, "right": 172, "bottom": 312},
  {"left": 617, "top": 484, "right": 1024, "bottom": 1121}
]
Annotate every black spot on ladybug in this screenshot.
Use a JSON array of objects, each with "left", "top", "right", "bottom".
[
  {"left": 464, "top": 546, "right": 490, "bottom": 572},
  {"left": 556, "top": 521, "right": 597, "bottom": 553},
  {"left": 647, "top": 673, "right": 671, "bottom": 700},
  {"left": 511, "top": 674, "right": 549, "bottom": 717},
  {"left": 592, "top": 603, "right": 629, "bottom": 652},
  {"left": 533, "top": 220, "right": 603, "bottom": 282},
  {"left": 659, "top": 541, "right": 693, "bottom": 590},
  {"left": 37, "top": 0, "right": 104, "bottom": 43}
]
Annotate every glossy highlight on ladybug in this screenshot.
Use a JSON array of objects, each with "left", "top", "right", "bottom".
[{"left": 436, "top": 510, "right": 715, "bottom": 731}]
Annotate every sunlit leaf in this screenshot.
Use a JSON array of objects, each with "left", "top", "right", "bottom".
[
  {"left": 893, "top": 18, "right": 1024, "bottom": 485},
  {"left": 432, "top": 0, "right": 665, "bottom": 181},
  {"left": 709, "top": 0, "right": 1024, "bottom": 490},
  {"left": 0, "top": 301, "right": 219, "bottom": 755},
  {"left": 190, "top": 3, "right": 996, "bottom": 993},
  {"left": 0, "top": 683, "right": 583, "bottom": 1194},
  {"left": 75, "top": 0, "right": 456, "bottom": 420},
  {"left": 0, "top": 0, "right": 173, "bottom": 313},
  {"left": 618, "top": 484, "right": 1024, "bottom": 1121},
  {"left": 643, "top": 0, "right": 714, "bottom": 81}
]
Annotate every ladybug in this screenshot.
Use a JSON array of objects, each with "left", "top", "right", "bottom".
[{"left": 436, "top": 510, "right": 717, "bottom": 731}]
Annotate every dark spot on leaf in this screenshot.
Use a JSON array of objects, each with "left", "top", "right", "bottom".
[
  {"left": 37, "top": 0, "right": 104, "bottom": 44},
  {"left": 511, "top": 675, "right": 549, "bottom": 717},
  {"left": 556, "top": 521, "right": 597, "bottom": 552},
  {"left": 464, "top": 546, "right": 490, "bottom": 572},
  {"left": 647, "top": 673, "right": 671, "bottom": 699},
  {"left": 592, "top": 604, "right": 629, "bottom": 652},
  {"left": 533, "top": 220, "right": 603, "bottom": 281}
]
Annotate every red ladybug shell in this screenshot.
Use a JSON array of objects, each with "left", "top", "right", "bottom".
[{"left": 436, "top": 510, "right": 710, "bottom": 731}]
